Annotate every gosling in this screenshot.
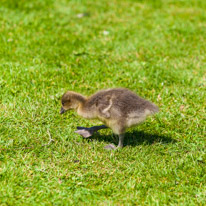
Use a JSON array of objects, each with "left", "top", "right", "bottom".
[{"left": 60, "top": 88, "right": 159, "bottom": 150}]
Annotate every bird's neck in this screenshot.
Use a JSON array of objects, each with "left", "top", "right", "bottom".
[
  {"left": 76, "top": 94, "right": 96, "bottom": 119},
  {"left": 73, "top": 93, "right": 86, "bottom": 105}
]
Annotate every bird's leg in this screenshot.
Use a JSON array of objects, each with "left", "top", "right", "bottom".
[
  {"left": 117, "top": 134, "right": 125, "bottom": 148},
  {"left": 104, "top": 134, "right": 125, "bottom": 150},
  {"left": 75, "top": 125, "right": 108, "bottom": 138}
]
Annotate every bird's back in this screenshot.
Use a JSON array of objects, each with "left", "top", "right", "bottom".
[
  {"left": 87, "top": 88, "right": 158, "bottom": 117},
  {"left": 111, "top": 89, "right": 159, "bottom": 116}
]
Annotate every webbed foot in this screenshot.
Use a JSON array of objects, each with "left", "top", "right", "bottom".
[
  {"left": 75, "top": 127, "right": 95, "bottom": 138},
  {"left": 75, "top": 125, "right": 108, "bottom": 138},
  {"left": 104, "top": 144, "right": 117, "bottom": 150}
]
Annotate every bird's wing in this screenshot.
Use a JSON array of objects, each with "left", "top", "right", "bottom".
[{"left": 96, "top": 95, "right": 113, "bottom": 119}]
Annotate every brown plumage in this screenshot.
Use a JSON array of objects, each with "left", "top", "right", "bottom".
[{"left": 60, "top": 88, "right": 159, "bottom": 150}]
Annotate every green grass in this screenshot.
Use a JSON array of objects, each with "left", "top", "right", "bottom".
[{"left": 0, "top": 0, "right": 205, "bottom": 205}]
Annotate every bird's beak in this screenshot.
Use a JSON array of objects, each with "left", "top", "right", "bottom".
[{"left": 60, "top": 107, "right": 65, "bottom": 114}]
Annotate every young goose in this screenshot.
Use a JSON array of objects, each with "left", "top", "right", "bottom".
[{"left": 60, "top": 88, "right": 159, "bottom": 150}]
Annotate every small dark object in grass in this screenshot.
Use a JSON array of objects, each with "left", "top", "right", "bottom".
[{"left": 77, "top": 12, "right": 90, "bottom": 18}]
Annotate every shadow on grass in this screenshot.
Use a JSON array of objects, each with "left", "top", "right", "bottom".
[{"left": 86, "top": 130, "right": 175, "bottom": 147}]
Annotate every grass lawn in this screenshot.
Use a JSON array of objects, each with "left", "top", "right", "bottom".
[{"left": 0, "top": 0, "right": 205, "bottom": 205}]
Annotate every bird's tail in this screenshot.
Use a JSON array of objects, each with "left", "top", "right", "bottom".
[{"left": 149, "top": 103, "right": 159, "bottom": 115}]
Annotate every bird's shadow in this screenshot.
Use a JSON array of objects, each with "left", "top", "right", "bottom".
[{"left": 85, "top": 130, "right": 175, "bottom": 147}]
